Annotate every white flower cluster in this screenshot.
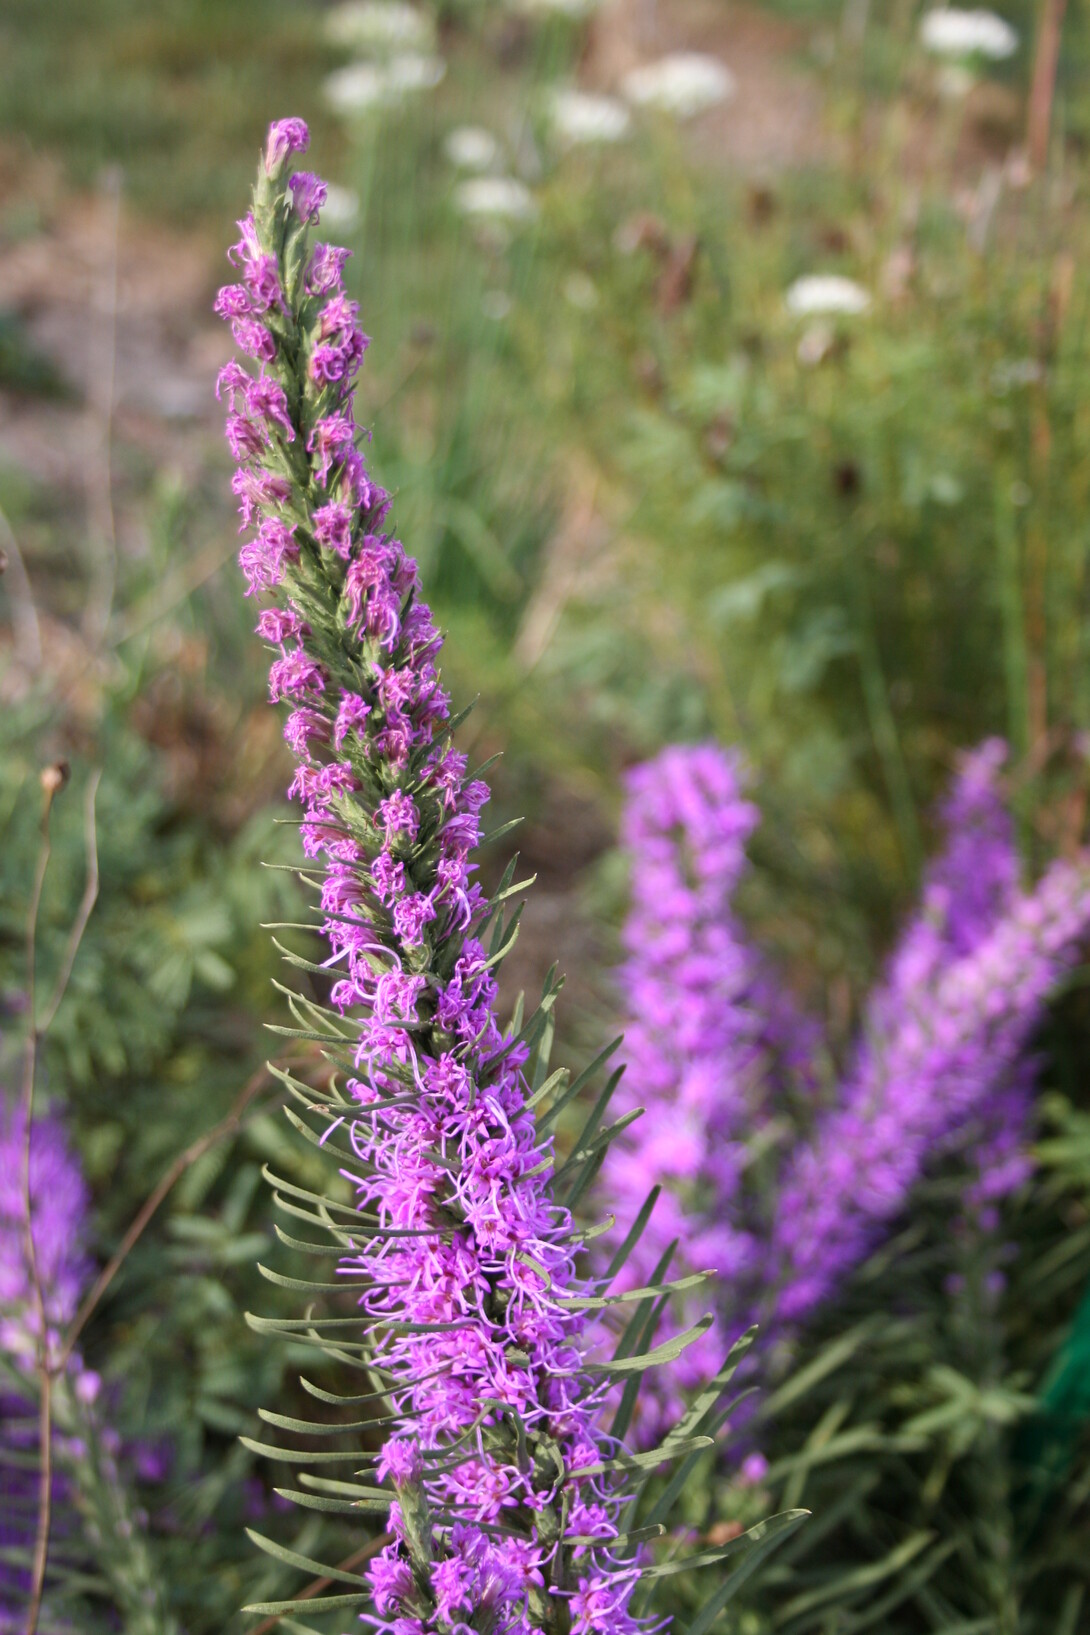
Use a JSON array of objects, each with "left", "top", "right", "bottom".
[
  {"left": 453, "top": 176, "right": 537, "bottom": 223},
  {"left": 440, "top": 124, "right": 536, "bottom": 222},
  {"left": 919, "top": 8, "right": 1019, "bottom": 60},
  {"left": 323, "top": 1, "right": 446, "bottom": 115},
  {"left": 785, "top": 275, "right": 872, "bottom": 316},
  {"left": 444, "top": 126, "right": 500, "bottom": 172},
  {"left": 546, "top": 87, "right": 631, "bottom": 145},
  {"left": 325, "top": 0, "right": 434, "bottom": 49},
  {"left": 509, "top": 0, "right": 603, "bottom": 16},
  {"left": 620, "top": 52, "right": 735, "bottom": 119}
]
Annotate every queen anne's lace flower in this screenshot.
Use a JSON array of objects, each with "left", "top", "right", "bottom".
[
  {"left": 324, "top": 0, "right": 435, "bottom": 51},
  {"left": 444, "top": 126, "right": 500, "bottom": 172},
  {"left": 454, "top": 176, "right": 538, "bottom": 222},
  {"left": 620, "top": 54, "right": 735, "bottom": 119},
  {"left": 325, "top": 54, "right": 446, "bottom": 115},
  {"left": 546, "top": 89, "right": 631, "bottom": 146},
  {"left": 919, "top": 7, "right": 1019, "bottom": 60},
  {"left": 784, "top": 275, "right": 871, "bottom": 316},
  {"left": 219, "top": 118, "right": 672, "bottom": 1635}
]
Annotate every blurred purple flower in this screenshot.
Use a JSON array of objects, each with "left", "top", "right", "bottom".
[
  {"left": 0, "top": 1104, "right": 92, "bottom": 1626},
  {"left": 608, "top": 738, "right": 1085, "bottom": 1435}
]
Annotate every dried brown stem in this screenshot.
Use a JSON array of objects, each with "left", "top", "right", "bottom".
[
  {"left": 84, "top": 169, "right": 122, "bottom": 648},
  {"left": 1027, "top": 0, "right": 1068, "bottom": 172},
  {"left": 37, "top": 769, "right": 102, "bottom": 1036},
  {"left": 0, "top": 500, "right": 44, "bottom": 672}
]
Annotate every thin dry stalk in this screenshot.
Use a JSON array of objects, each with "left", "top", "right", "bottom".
[
  {"left": 84, "top": 169, "right": 122, "bottom": 648},
  {"left": 38, "top": 770, "right": 102, "bottom": 1035},
  {"left": 1027, "top": 0, "right": 1068, "bottom": 172},
  {"left": 0, "top": 501, "right": 44, "bottom": 673},
  {"left": 21, "top": 778, "right": 60, "bottom": 1635}
]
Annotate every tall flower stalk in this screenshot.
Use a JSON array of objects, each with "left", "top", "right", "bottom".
[
  {"left": 217, "top": 122, "right": 798, "bottom": 1634},
  {"left": 769, "top": 750, "right": 1083, "bottom": 1325},
  {"left": 606, "top": 747, "right": 812, "bottom": 1438},
  {"left": 607, "top": 739, "right": 1090, "bottom": 1422}
]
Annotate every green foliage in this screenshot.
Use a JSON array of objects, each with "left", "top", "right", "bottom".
[{"left": 4, "top": 0, "right": 1090, "bottom": 1627}]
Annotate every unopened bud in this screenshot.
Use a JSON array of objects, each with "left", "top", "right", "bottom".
[{"left": 40, "top": 761, "right": 70, "bottom": 798}]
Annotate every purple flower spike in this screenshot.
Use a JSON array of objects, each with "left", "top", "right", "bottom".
[
  {"left": 264, "top": 116, "right": 310, "bottom": 175},
  {"left": 605, "top": 745, "right": 808, "bottom": 1442},
  {"left": 216, "top": 120, "right": 706, "bottom": 1635},
  {"left": 0, "top": 1103, "right": 180, "bottom": 1632},
  {"left": 606, "top": 738, "right": 1088, "bottom": 1449},
  {"left": 0, "top": 1105, "right": 92, "bottom": 1618}
]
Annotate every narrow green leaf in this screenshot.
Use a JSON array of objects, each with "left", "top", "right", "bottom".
[
  {"left": 592, "top": 1315, "right": 715, "bottom": 1376},
  {"left": 245, "top": 1528, "right": 372, "bottom": 1587},
  {"left": 570, "top": 1435, "right": 714, "bottom": 1478},
  {"left": 257, "top": 1409, "right": 385, "bottom": 1436},
  {"left": 240, "top": 1437, "right": 370, "bottom": 1465},
  {"left": 243, "top": 1594, "right": 371, "bottom": 1614},
  {"left": 274, "top": 1488, "right": 386, "bottom": 1515},
  {"left": 535, "top": 1038, "right": 621, "bottom": 1119}
]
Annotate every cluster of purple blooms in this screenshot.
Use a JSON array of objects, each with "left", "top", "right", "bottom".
[
  {"left": 607, "top": 748, "right": 812, "bottom": 1438},
  {"left": 219, "top": 120, "right": 682, "bottom": 1635},
  {"left": 0, "top": 1104, "right": 94, "bottom": 1628},
  {"left": 609, "top": 740, "right": 1090, "bottom": 1436}
]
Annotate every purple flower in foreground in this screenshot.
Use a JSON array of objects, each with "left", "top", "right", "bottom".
[{"left": 217, "top": 121, "right": 693, "bottom": 1634}]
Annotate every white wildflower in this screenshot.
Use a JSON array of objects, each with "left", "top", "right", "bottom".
[
  {"left": 454, "top": 176, "right": 538, "bottom": 222},
  {"left": 324, "top": 1, "right": 433, "bottom": 51},
  {"left": 546, "top": 88, "right": 631, "bottom": 145},
  {"left": 445, "top": 126, "right": 500, "bottom": 171},
  {"left": 324, "top": 53, "right": 446, "bottom": 114},
  {"left": 991, "top": 358, "right": 1044, "bottom": 393},
  {"left": 563, "top": 271, "right": 598, "bottom": 309},
  {"left": 325, "top": 62, "right": 387, "bottom": 113},
  {"left": 481, "top": 290, "right": 512, "bottom": 321},
  {"left": 384, "top": 52, "right": 446, "bottom": 92},
  {"left": 320, "top": 183, "right": 362, "bottom": 230},
  {"left": 511, "top": 0, "right": 602, "bottom": 17},
  {"left": 620, "top": 53, "right": 735, "bottom": 119},
  {"left": 785, "top": 275, "right": 871, "bottom": 316},
  {"left": 919, "top": 8, "right": 1018, "bottom": 60}
]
